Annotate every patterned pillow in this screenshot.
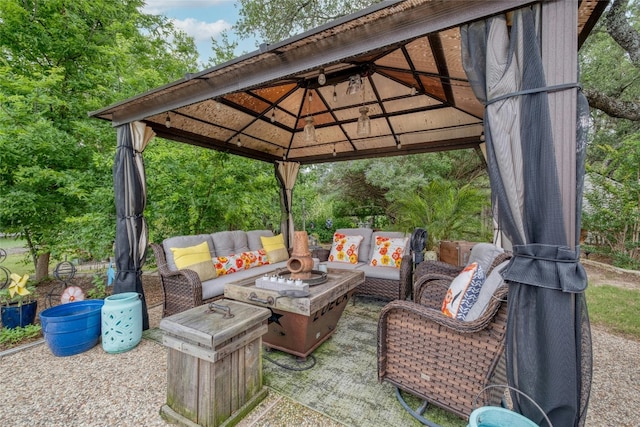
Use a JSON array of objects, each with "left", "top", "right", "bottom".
[
  {"left": 328, "top": 233, "right": 363, "bottom": 264},
  {"left": 370, "top": 236, "right": 408, "bottom": 268},
  {"left": 441, "top": 262, "right": 486, "bottom": 320},
  {"left": 213, "top": 250, "right": 270, "bottom": 276},
  {"left": 238, "top": 250, "right": 270, "bottom": 269}
]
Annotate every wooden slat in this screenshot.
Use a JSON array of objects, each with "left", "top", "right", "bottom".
[
  {"left": 224, "top": 269, "right": 365, "bottom": 315},
  {"left": 160, "top": 300, "right": 270, "bottom": 347}
]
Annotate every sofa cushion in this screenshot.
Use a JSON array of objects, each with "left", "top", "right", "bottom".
[
  {"left": 324, "top": 261, "right": 365, "bottom": 271},
  {"left": 163, "top": 234, "right": 215, "bottom": 271},
  {"left": 442, "top": 262, "right": 486, "bottom": 320},
  {"left": 170, "top": 242, "right": 217, "bottom": 282},
  {"left": 247, "top": 230, "right": 274, "bottom": 251},
  {"left": 261, "top": 234, "right": 289, "bottom": 263},
  {"left": 369, "top": 231, "right": 407, "bottom": 260},
  {"left": 203, "top": 261, "right": 288, "bottom": 300},
  {"left": 467, "top": 243, "right": 504, "bottom": 274},
  {"left": 357, "top": 264, "right": 401, "bottom": 280},
  {"left": 329, "top": 233, "right": 364, "bottom": 264},
  {"left": 211, "top": 230, "right": 250, "bottom": 256},
  {"left": 335, "top": 228, "right": 373, "bottom": 263},
  {"left": 369, "top": 236, "right": 408, "bottom": 269}
]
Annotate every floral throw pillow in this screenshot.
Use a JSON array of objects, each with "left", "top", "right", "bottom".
[
  {"left": 370, "top": 236, "right": 408, "bottom": 268},
  {"left": 328, "top": 233, "right": 363, "bottom": 264},
  {"left": 213, "top": 250, "right": 270, "bottom": 276},
  {"left": 441, "top": 262, "right": 486, "bottom": 320}
]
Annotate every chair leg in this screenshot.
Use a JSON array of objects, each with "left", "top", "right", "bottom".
[{"left": 395, "top": 387, "right": 442, "bottom": 427}]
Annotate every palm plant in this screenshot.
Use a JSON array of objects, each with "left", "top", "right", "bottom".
[{"left": 391, "top": 179, "right": 491, "bottom": 251}]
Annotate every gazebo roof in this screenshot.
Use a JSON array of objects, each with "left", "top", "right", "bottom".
[{"left": 89, "top": 0, "right": 606, "bottom": 165}]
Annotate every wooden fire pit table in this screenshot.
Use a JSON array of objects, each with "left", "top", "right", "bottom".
[{"left": 224, "top": 268, "right": 365, "bottom": 359}]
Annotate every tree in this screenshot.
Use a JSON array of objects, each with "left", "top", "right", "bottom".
[
  {"left": 582, "top": 0, "right": 640, "bottom": 121},
  {"left": 235, "top": 0, "right": 380, "bottom": 45},
  {"left": 0, "top": 0, "right": 199, "bottom": 279}
]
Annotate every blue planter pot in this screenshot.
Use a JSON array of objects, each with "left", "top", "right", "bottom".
[
  {"left": 40, "top": 300, "right": 104, "bottom": 357},
  {"left": 1, "top": 301, "right": 37, "bottom": 329}
]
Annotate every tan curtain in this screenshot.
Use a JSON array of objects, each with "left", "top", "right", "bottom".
[{"left": 275, "top": 161, "right": 300, "bottom": 248}]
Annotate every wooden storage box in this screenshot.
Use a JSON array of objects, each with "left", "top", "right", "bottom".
[
  {"left": 439, "top": 241, "right": 477, "bottom": 266},
  {"left": 159, "top": 299, "right": 271, "bottom": 427}
]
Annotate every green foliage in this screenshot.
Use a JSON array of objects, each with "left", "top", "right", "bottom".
[
  {"left": 145, "top": 142, "right": 281, "bottom": 242},
  {"left": 87, "top": 272, "right": 108, "bottom": 300},
  {"left": 236, "top": 0, "right": 381, "bottom": 44},
  {"left": 0, "top": 0, "right": 200, "bottom": 272},
  {"left": 391, "top": 179, "right": 491, "bottom": 250},
  {"left": 586, "top": 285, "right": 640, "bottom": 340},
  {"left": 0, "top": 324, "right": 42, "bottom": 346},
  {"left": 583, "top": 133, "right": 640, "bottom": 268}
]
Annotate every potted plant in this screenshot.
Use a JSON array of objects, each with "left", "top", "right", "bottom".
[{"left": 0, "top": 273, "right": 38, "bottom": 329}]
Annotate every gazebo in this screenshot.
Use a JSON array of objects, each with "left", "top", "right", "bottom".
[{"left": 89, "top": 1, "right": 608, "bottom": 425}]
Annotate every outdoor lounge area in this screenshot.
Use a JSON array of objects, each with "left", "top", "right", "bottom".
[
  {"left": 1, "top": 261, "right": 639, "bottom": 426},
  {"left": 76, "top": 0, "right": 613, "bottom": 426}
]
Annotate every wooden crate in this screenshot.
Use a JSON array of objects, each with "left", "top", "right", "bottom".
[
  {"left": 159, "top": 300, "right": 271, "bottom": 427},
  {"left": 439, "top": 241, "right": 477, "bottom": 266}
]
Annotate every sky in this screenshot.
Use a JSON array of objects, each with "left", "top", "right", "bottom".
[{"left": 141, "top": 0, "right": 257, "bottom": 66}]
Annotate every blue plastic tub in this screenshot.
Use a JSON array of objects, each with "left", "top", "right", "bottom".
[
  {"left": 468, "top": 406, "right": 538, "bottom": 427},
  {"left": 39, "top": 300, "right": 105, "bottom": 357}
]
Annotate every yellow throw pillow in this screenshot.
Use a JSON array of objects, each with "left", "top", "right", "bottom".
[
  {"left": 260, "top": 234, "right": 289, "bottom": 263},
  {"left": 170, "top": 241, "right": 216, "bottom": 281}
]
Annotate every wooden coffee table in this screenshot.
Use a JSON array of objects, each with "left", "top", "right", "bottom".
[{"left": 224, "top": 268, "right": 365, "bottom": 358}]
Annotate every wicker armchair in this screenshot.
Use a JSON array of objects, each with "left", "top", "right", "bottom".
[
  {"left": 377, "top": 254, "right": 511, "bottom": 422},
  {"left": 353, "top": 254, "right": 413, "bottom": 301},
  {"left": 150, "top": 243, "right": 222, "bottom": 317}
]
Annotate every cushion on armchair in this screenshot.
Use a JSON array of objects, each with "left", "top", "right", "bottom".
[
  {"left": 467, "top": 243, "right": 504, "bottom": 273},
  {"left": 465, "top": 260, "right": 509, "bottom": 321},
  {"left": 442, "top": 262, "right": 486, "bottom": 320}
]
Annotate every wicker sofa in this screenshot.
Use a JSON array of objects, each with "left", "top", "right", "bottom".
[
  {"left": 150, "top": 230, "right": 289, "bottom": 317},
  {"left": 323, "top": 228, "right": 414, "bottom": 301}
]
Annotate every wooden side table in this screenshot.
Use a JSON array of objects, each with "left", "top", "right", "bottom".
[{"left": 159, "top": 299, "right": 271, "bottom": 427}]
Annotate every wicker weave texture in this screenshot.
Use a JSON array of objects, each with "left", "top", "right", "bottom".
[
  {"left": 150, "top": 243, "right": 221, "bottom": 317},
  {"left": 377, "top": 283, "right": 509, "bottom": 420}
]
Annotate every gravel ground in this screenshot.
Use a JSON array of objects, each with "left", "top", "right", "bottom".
[{"left": 1, "top": 263, "right": 638, "bottom": 426}]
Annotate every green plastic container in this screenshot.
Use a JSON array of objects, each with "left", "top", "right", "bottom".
[{"left": 101, "top": 292, "right": 142, "bottom": 353}]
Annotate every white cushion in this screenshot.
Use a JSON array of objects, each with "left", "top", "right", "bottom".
[
  {"left": 468, "top": 243, "right": 504, "bottom": 273},
  {"left": 465, "top": 260, "right": 509, "bottom": 321},
  {"left": 247, "top": 230, "right": 274, "bottom": 251}
]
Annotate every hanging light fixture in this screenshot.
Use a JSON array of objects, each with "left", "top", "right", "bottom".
[
  {"left": 303, "top": 91, "right": 316, "bottom": 142},
  {"left": 165, "top": 113, "right": 171, "bottom": 128},
  {"left": 346, "top": 74, "right": 362, "bottom": 95},
  {"left": 357, "top": 107, "right": 370, "bottom": 137},
  {"left": 333, "top": 144, "right": 337, "bottom": 157},
  {"left": 271, "top": 108, "right": 276, "bottom": 123},
  {"left": 317, "top": 69, "right": 326, "bottom": 86},
  {"left": 332, "top": 85, "right": 337, "bottom": 103},
  {"left": 236, "top": 138, "right": 242, "bottom": 147},
  {"left": 356, "top": 78, "right": 370, "bottom": 137},
  {"left": 410, "top": 86, "right": 417, "bottom": 96},
  {"left": 396, "top": 137, "right": 402, "bottom": 149},
  {"left": 304, "top": 117, "right": 316, "bottom": 142}
]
